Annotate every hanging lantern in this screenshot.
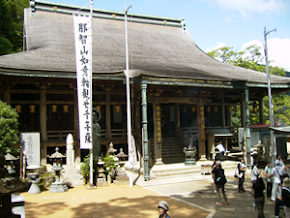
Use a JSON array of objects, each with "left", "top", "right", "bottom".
[
  {"left": 207, "top": 106, "right": 211, "bottom": 112},
  {"left": 16, "top": 105, "right": 22, "bottom": 113},
  {"left": 29, "top": 105, "right": 36, "bottom": 113},
  {"left": 192, "top": 106, "right": 196, "bottom": 112},
  {"left": 63, "top": 105, "right": 69, "bottom": 113},
  {"left": 52, "top": 105, "right": 57, "bottom": 113}
]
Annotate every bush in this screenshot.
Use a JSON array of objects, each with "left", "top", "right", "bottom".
[
  {"left": 79, "top": 154, "right": 91, "bottom": 180},
  {"left": 102, "top": 152, "right": 117, "bottom": 175},
  {"left": 0, "top": 100, "right": 19, "bottom": 155}
]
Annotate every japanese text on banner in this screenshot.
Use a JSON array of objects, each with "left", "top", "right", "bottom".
[{"left": 73, "top": 14, "right": 92, "bottom": 149}]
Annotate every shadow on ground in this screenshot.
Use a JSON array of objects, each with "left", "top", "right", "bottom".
[{"left": 23, "top": 185, "right": 209, "bottom": 218}]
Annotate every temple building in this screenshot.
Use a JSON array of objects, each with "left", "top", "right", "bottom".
[{"left": 1, "top": 0, "right": 290, "bottom": 173}]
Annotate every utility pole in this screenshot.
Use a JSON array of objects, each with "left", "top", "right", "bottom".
[
  {"left": 125, "top": 3, "right": 133, "bottom": 187},
  {"left": 264, "top": 26, "right": 276, "bottom": 166}
]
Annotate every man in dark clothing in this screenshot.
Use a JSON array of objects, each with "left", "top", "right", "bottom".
[
  {"left": 282, "top": 177, "right": 290, "bottom": 218},
  {"left": 212, "top": 161, "right": 229, "bottom": 206},
  {"left": 252, "top": 176, "right": 265, "bottom": 218}
]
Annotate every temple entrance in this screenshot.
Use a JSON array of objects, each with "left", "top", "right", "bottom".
[{"left": 161, "top": 104, "right": 175, "bottom": 137}]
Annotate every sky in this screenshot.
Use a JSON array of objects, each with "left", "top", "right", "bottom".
[{"left": 52, "top": 0, "right": 290, "bottom": 71}]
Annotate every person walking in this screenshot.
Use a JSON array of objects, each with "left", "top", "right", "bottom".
[
  {"left": 268, "top": 160, "right": 285, "bottom": 201},
  {"left": 212, "top": 159, "right": 217, "bottom": 193},
  {"left": 282, "top": 177, "right": 290, "bottom": 218},
  {"left": 158, "top": 201, "right": 171, "bottom": 218},
  {"left": 252, "top": 176, "right": 265, "bottom": 218},
  {"left": 263, "top": 161, "right": 273, "bottom": 199},
  {"left": 212, "top": 161, "right": 229, "bottom": 205},
  {"left": 238, "top": 158, "right": 246, "bottom": 193},
  {"left": 216, "top": 141, "right": 226, "bottom": 161}
]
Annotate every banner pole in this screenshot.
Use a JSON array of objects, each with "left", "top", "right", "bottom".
[{"left": 89, "top": 0, "right": 94, "bottom": 188}]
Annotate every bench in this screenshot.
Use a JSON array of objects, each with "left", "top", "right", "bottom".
[{"left": 201, "top": 164, "right": 212, "bottom": 175}]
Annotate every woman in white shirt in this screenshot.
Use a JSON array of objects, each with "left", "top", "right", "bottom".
[{"left": 251, "top": 160, "right": 260, "bottom": 184}]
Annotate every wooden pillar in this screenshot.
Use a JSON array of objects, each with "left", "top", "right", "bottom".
[
  {"left": 240, "top": 94, "right": 246, "bottom": 127},
  {"left": 197, "top": 98, "right": 207, "bottom": 161},
  {"left": 221, "top": 93, "right": 225, "bottom": 127},
  {"left": 245, "top": 87, "right": 251, "bottom": 168},
  {"left": 3, "top": 88, "right": 11, "bottom": 105},
  {"left": 105, "top": 89, "right": 112, "bottom": 138},
  {"left": 135, "top": 96, "right": 141, "bottom": 135},
  {"left": 154, "top": 100, "right": 163, "bottom": 165},
  {"left": 40, "top": 88, "right": 47, "bottom": 165},
  {"left": 73, "top": 89, "right": 80, "bottom": 163},
  {"left": 174, "top": 103, "right": 180, "bottom": 137},
  {"left": 259, "top": 96, "right": 264, "bottom": 124}
]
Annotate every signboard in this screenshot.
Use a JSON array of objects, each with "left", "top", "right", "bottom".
[
  {"left": 73, "top": 14, "right": 93, "bottom": 149},
  {"left": 20, "top": 132, "right": 40, "bottom": 166}
]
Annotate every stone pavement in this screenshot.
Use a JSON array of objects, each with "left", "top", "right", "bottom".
[{"left": 21, "top": 162, "right": 279, "bottom": 218}]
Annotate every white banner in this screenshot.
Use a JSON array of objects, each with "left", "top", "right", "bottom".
[{"left": 74, "top": 14, "right": 92, "bottom": 149}]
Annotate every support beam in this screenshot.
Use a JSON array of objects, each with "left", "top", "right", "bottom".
[
  {"left": 154, "top": 101, "right": 163, "bottom": 165},
  {"left": 221, "top": 93, "right": 225, "bottom": 127},
  {"left": 174, "top": 103, "right": 180, "bottom": 137},
  {"left": 197, "top": 98, "right": 206, "bottom": 161},
  {"left": 105, "top": 89, "right": 112, "bottom": 138},
  {"left": 259, "top": 96, "right": 264, "bottom": 124},
  {"left": 241, "top": 94, "right": 245, "bottom": 127},
  {"left": 3, "top": 88, "right": 11, "bottom": 105},
  {"left": 40, "top": 88, "right": 47, "bottom": 165},
  {"left": 245, "top": 87, "right": 251, "bottom": 168}
]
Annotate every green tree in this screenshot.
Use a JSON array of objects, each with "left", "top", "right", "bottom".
[
  {"left": 208, "top": 45, "right": 290, "bottom": 126},
  {"left": 0, "top": 0, "right": 29, "bottom": 55},
  {"left": 0, "top": 100, "right": 19, "bottom": 155}
]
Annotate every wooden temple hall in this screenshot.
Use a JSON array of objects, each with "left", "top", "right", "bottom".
[{"left": 1, "top": 0, "right": 290, "bottom": 167}]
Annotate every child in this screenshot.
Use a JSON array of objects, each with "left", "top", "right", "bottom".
[{"left": 158, "top": 201, "right": 171, "bottom": 218}]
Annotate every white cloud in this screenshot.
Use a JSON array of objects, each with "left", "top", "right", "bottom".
[
  {"left": 201, "top": 0, "right": 287, "bottom": 18},
  {"left": 205, "top": 42, "right": 226, "bottom": 53},
  {"left": 206, "top": 38, "right": 290, "bottom": 71},
  {"left": 242, "top": 38, "right": 290, "bottom": 71}
]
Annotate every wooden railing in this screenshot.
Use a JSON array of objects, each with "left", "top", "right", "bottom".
[
  {"left": 47, "top": 129, "right": 134, "bottom": 141},
  {"left": 47, "top": 130, "right": 73, "bottom": 140}
]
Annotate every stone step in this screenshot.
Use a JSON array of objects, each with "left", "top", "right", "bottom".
[{"left": 150, "top": 161, "right": 238, "bottom": 178}]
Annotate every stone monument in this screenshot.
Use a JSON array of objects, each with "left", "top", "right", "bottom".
[
  {"left": 20, "top": 132, "right": 40, "bottom": 166},
  {"left": 63, "top": 134, "right": 83, "bottom": 186}
]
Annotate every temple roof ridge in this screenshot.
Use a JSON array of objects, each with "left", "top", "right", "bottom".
[{"left": 31, "top": 0, "right": 185, "bottom": 29}]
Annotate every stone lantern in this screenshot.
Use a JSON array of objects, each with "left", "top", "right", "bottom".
[
  {"left": 48, "top": 147, "right": 68, "bottom": 193},
  {"left": 116, "top": 148, "right": 128, "bottom": 166},
  {"left": 107, "top": 142, "right": 117, "bottom": 155},
  {"left": 26, "top": 165, "right": 41, "bottom": 194},
  {"left": 0, "top": 154, "right": 28, "bottom": 217},
  {"left": 4, "top": 150, "right": 19, "bottom": 175},
  {"left": 114, "top": 148, "right": 129, "bottom": 185}
]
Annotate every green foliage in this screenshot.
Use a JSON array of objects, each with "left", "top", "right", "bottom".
[
  {"left": 79, "top": 154, "right": 91, "bottom": 179},
  {"left": 0, "top": 100, "right": 19, "bottom": 155},
  {"left": 0, "top": 0, "right": 29, "bottom": 55},
  {"left": 207, "top": 45, "right": 290, "bottom": 126},
  {"left": 102, "top": 152, "right": 117, "bottom": 174}
]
